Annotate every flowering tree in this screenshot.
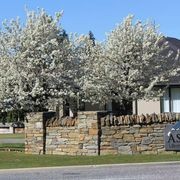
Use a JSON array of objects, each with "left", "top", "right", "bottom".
[
  {"left": 71, "top": 33, "right": 107, "bottom": 106},
  {"left": 83, "top": 15, "right": 180, "bottom": 105},
  {"left": 0, "top": 9, "right": 76, "bottom": 111},
  {"left": 0, "top": 12, "right": 179, "bottom": 113}
]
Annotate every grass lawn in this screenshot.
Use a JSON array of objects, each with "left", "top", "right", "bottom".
[
  {"left": 0, "top": 134, "right": 25, "bottom": 151},
  {"left": 0, "top": 152, "right": 180, "bottom": 169},
  {"left": 0, "top": 143, "right": 24, "bottom": 149},
  {"left": 0, "top": 133, "right": 24, "bottom": 139}
]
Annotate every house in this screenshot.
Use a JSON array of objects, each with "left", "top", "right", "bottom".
[
  {"left": 133, "top": 37, "right": 180, "bottom": 115},
  {"left": 0, "top": 122, "right": 24, "bottom": 134},
  {"left": 133, "top": 81, "right": 180, "bottom": 115}
]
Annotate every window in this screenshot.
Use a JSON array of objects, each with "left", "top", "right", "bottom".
[
  {"left": 171, "top": 88, "right": 180, "bottom": 112},
  {"left": 161, "top": 89, "right": 170, "bottom": 112},
  {"left": 161, "top": 87, "right": 180, "bottom": 113}
]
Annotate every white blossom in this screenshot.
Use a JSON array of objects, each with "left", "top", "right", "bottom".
[
  {"left": 0, "top": 9, "right": 76, "bottom": 111},
  {"left": 81, "top": 15, "right": 180, "bottom": 104},
  {"left": 0, "top": 13, "right": 179, "bottom": 112}
]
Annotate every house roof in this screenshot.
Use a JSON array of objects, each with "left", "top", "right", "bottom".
[
  {"left": 158, "top": 37, "right": 180, "bottom": 86},
  {"left": 166, "top": 37, "right": 180, "bottom": 50}
]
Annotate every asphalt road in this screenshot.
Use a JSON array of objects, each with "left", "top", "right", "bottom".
[{"left": 0, "top": 162, "right": 179, "bottom": 180}]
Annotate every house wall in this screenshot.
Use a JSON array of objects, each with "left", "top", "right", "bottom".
[
  {"left": 133, "top": 99, "right": 161, "bottom": 115},
  {"left": 14, "top": 127, "right": 25, "bottom": 134},
  {"left": 0, "top": 127, "right": 14, "bottom": 134},
  {"left": 0, "top": 126, "right": 24, "bottom": 134}
]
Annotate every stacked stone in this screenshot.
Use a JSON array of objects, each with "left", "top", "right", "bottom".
[
  {"left": 25, "top": 111, "right": 178, "bottom": 156},
  {"left": 25, "top": 111, "right": 100, "bottom": 155},
  {"left": 100, "top": 123, "right": 173, "bottom": 155},
  {"left": 77, "top": 111, "right": 99, "bottom": 156},
  {"left": 45, "top": 111, "right": 99, "bottom": 155},
  {"left": 45, "top": 116, "right": 77, "bottom": 127},
  {"left": 25, "top": 112, "right": 45, "bottom": 154},
  {"left": 100, "top": 112, "right": 180, "bottom": 126},
  {"left": 46, "top": 126, "right": 80, "bottom": 155}
]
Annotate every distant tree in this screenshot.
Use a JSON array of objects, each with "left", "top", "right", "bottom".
[
  {"left": 0, "top": 112, "right": 7, "bottom": 124},
  {"left": 88, "top": 31, "right": 95, "bottom": 46},
  {"left": 62, "top": 29, "right": 68, "bottom": 40},
  {"left": 6, "top": 110, "right": 25, "bottom": 123}
]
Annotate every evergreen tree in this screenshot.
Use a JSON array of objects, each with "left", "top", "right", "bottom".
[{"left": 88, "top": 31, "right": 95, "bottom": 46}]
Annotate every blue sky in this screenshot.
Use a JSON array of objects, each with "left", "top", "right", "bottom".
[{"left": 0, "top": 0, "right": 180, "bottom": 41}]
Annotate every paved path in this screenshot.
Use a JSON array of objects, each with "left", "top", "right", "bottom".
[
  {"left": 0, "top": 139, "right": 24, "bottom": 143},
  {"left": 0, "top": 162, "right": 179, "bottom": 180}
]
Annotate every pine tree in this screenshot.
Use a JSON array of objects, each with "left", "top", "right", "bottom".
[{"left": 88, "top": 31, "right": 95, "bottom": 46}]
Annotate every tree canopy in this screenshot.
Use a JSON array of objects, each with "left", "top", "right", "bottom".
[
  {"left": 81, "top": 15, "right": 180, "bottom": 103},
  {"left": 0, "top": 12, "right": 179, "bottom": 112},
  {"left": 0, "top": 9, "right": 76, "bottom": 111}
]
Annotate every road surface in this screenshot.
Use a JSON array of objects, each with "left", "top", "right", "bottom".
[{"left": 0, "top": 162, "right": 179, "bottom": 180}]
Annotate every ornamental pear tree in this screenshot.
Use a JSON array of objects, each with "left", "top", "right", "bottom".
[
  {"left": 0, "top": 9, "right": 76, "bottom": 112},
  {"left": 72, "top": 33, "right": 108, "bottom": 105},
  {"left": 0, "top": 12, "right": 179, "bottom": 113},
  {"left": 84, "top": 15, "right": 180, "bottom": 104}
]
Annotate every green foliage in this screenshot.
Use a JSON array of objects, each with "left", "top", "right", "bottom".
[
  {"left": 0, "top": 110, "right": 25, "bottom": 123},
  {"left": 0, "top": 112, "right": 7, "bottom": 124},
  {"left": 0, "top": 143, "right": 24, "bottom": 149},
  {"left": 0, "top": 133, "right": 24, "bottom": 139},
  {"left": 88, "top": 30, "right": 95, "bottom": 46}
]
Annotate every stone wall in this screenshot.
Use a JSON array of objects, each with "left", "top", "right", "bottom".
[
  {"left": 99, "top": 112, "right": 178, "bottom": 155},
  {"left": 77, "top": 111, "right": 99, "bottom": 155},
  {"left": 25, "top": 111, "right": 178, "bottom": 155},
  {"left": 46, "top": 126, "right": 79, "bottom": 155},
  {"left": 100, "top": 124, "right": 167, "bottom": 155},
  {"left": 25, "top": 112, "right": 55, "bottom": 154},
  {"left": 25, "top": 111, "right": 99, "bottom": 155}
]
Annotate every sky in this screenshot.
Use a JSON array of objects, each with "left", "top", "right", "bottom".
[{"left": 0, "top": 0, "right": 180, "bottom": 41}]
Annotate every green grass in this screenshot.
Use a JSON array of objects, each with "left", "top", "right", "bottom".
[
  {"left": 0, "top": 152, "right": 180, "bottom": 169},
  {"left": 0, "top": 143, "right": 24, "bottom": 149},
  {"left": 0, "top": 143, "right": 24, "bottom": 152},
  {"left": 0, "top": 133, "right": 24, "bottom": 139},
  {"left": 0, "top": 134, "right": 25, "bottom": 152}
]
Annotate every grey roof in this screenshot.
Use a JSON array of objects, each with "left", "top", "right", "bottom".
[
  {"left": 166, "top": 37, "right": 180, "bottom": 50},
  {"left": 158, "top": 37, "right": 180, "bottom": 86}
]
